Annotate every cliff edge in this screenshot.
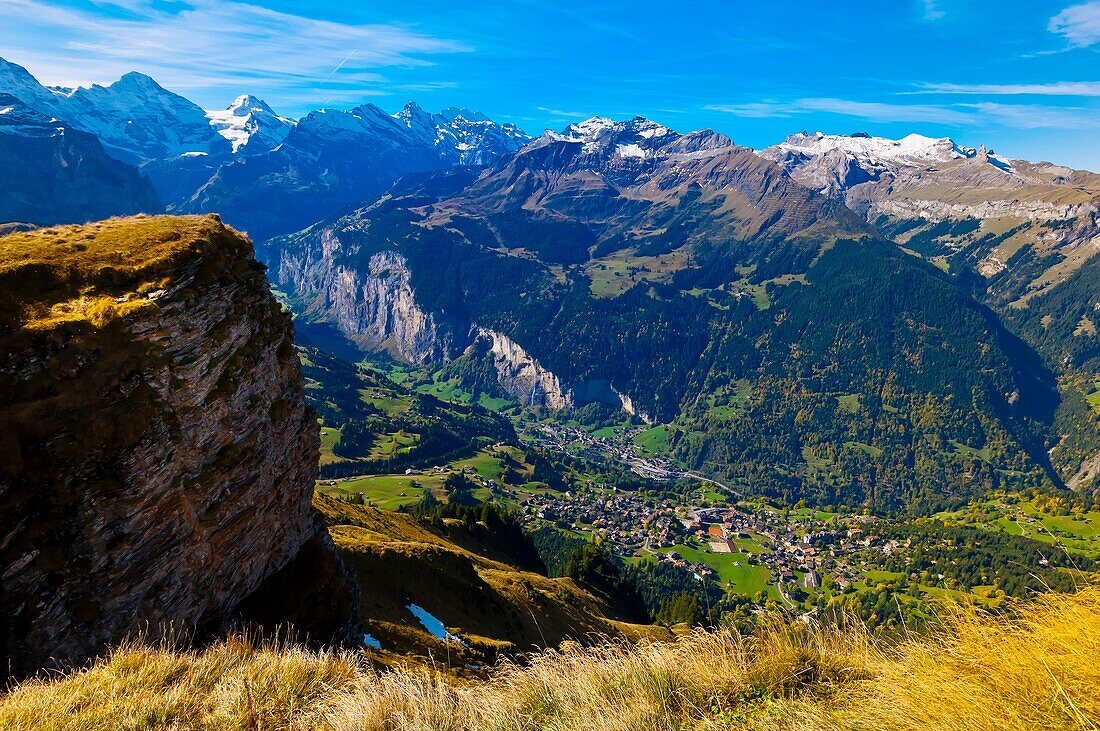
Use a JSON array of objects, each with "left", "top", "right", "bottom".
[{"left": 0, "top": 215, "right": 352, "bottom": 677}]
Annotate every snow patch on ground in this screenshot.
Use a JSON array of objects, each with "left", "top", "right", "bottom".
[{"left": 616, "top": 143, "right": 647, "bottom": 158}]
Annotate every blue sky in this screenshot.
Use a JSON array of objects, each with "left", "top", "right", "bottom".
[{"left": 2, "top": 0, "right": 1099, "bottom": 168}]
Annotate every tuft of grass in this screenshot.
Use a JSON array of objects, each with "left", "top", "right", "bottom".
[
  {"left": 843, "top": 584, "right": 1100, "bottom": 731},
  {"left": 2, "top": 588, "right": 1099, "bottom": 730}
]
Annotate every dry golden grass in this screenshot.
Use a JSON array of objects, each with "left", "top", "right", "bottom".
[
  {"left": 0, "top": 214, "right": 249, "bottom": 330},
  {"left": 843, "top": 586, "right": 1100, "bottom": 731},
  {"left": 0, "top": 214, "right": 230, "bottom": 275},
  {"left": 313, "top": 495, "right": 665, "bottom": 664},
  {"left": 3, "top": 586, "right": 1098, "bottom": 730}
]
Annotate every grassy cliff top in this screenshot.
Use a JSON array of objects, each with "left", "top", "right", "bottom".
[
  {"left": 0, "top": 214, "right": 251, "bottom": 331},
  {"left": 312, "top": 494, "right": 665, "bottom": 666}
]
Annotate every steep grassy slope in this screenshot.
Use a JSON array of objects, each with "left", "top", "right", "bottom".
[
  {"left": 2, "top": 584, "right": 1097, "bottom": 729},
  {"left": 314, "top": 494, "right": 662, "bottom": 669}
]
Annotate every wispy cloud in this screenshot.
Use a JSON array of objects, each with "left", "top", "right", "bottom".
[
  {"left": 1050, "top": 1, "right": 1100, "bottom": 46},
  {"left": 537, "top": 106, "right": 590, "bottom": 119},
  {"left": 707, "top": 97, "right": 1100, "bottom": 129},
  {"left": 797, "top": 98, "right": 972, "bottom": 124},
  {"left": 705, "top": 102, "right": 795, "bottom": 118},
  {"left": 0, "top": 0, "right": 469, "bottom": 110},
  {"left": 960, "top": 101, "right": 1100, "bottom": 128},
  {"left": 911, "top": 81, "right": 1100, "bottom": 95},
  {"left": 922, "top": 0, "right": 946, "bottom": 21},
  {"left": 707, "top": 98, "right": 970, "bottom": 124}
]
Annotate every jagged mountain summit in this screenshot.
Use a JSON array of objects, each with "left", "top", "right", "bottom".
[
  {"left": 395, "top": 101, "right": 530, "bottom": 166},
  {"left": 0, "top": 57, "right": 71, "bottom": 114},
  {"left": 760, "top": 130, "right": 1100, "bottom": 376},
  {"left": 206, "top": 94, "right": 295, "bottom": 156},
  {"left": 0, "top": 56, "right": 528, "bottom": 238},
  {"left": 0, "top": 59, "right": 230, "bottom": 166},
  {"left": 438, "top": 115, "right": 866, "bottom": 252},
  {"left": 757, "top": 130, "right": 1079, "bottom": 213},
  {"left": 182, "top": 101, "right": 530, "bottom": 241}
]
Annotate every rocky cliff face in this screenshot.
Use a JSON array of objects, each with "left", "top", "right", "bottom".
[
  {"left": 468, "top": 327, "right": 573, "bottom": 409},
  {"left": 267, "top": 226, "right": 652, "bottom": 413},
  {"left": 274, "top": 232, "right": 460, "bottom": 364},
  {"left": 0, "top": 215, "right": 351, "bottom": 678}
]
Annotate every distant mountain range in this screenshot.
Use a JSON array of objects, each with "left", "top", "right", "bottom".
[
  {"left": 1, "top": 56, "right": 1096, "bottom": 509},
  {"left": 0, "top": 57, "right": 530, "bottom": 235},
  {"left": 264, "top": 115, "right": 1086, "bottom": 512},
  {"left": 0, "top": 93, "right": 159, "bottom": 225}
]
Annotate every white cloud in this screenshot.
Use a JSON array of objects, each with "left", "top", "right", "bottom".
[
  {"left": 960, "top": 102, "right": 1100, "bottom": 129},
  {"left": 913, "top": 81, "right": 1100, "bottom": 96},
  {"left": 704, "top": 102, "right": 794, "bottom": 118},
  {"left": 796, "top": 98, "right": 972, "bottom": 124},
  {"left": 1050, "top": 1, "right": 1100, "bottom": 46},
  {"left": 922, "top": 0, "right": 946, "bottom": 21},
  {"left": 0, "top": 0, "right": 468, "bottom": 110},
  {"left": 709, "top": 99, "right": 970, "bottom": 124},
  {"left": 537, "top": 106, "right": 590, "bottom": 119},
  {"left": 707, "top": 97, "right": 1100, "bottom": 129}
]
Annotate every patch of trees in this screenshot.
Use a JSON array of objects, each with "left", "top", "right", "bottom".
[
  {"left": 561, "top": 543, "right": 649, "bottom": 623},
  {"left": 411, "top": 496, "right": 546, "bottom": 574},
  {"left": 875, "top": 520, "right": 1094, "bottom": 597}
]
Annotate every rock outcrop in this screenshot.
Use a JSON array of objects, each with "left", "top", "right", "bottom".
[
  {"left": 0, "top": 215, "right": 352, "bottom": 678},
  {"left": 468, "top": 327, "right": 573, "bottom": 409},
  {"left": 268, "top": 229, "right": 654, "bottom": 413},
  {"left": 274, "top": 234, "right": 460, "bottom": 364}
]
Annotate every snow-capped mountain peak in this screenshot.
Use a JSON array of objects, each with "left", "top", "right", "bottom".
[
  {"left": 0, "top": 60, "right": 232, "bottom": 164},
  {"left": 0, "top": 58, "right": 69, "bottom": 113},
  {"left": 548, "top": 115, "right": 678, "bottom": 159},
  {"left": 112, "top": 71, "right": 164, "bottom": 92},
  {"left": 758, "top": 130, "right": 1023, "bottom": 204},
  {"left": 772, "top": 131, "right": 972, "bottom": 165},
  {"left": 206, "top": 94, "right": 294, "bottom": 155},
  {"left": 228, "top": 94, "right": 274, "bottom": 114},
  {"left": 391, "top": 102, "right": 530, "bottom": 165},
  {"left": 559, "top": 116, "right": 618, "bottom": 141}
]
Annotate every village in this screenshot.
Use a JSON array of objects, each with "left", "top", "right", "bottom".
[{"left": 505, "top": 476, "right": 900, "bottom": 599}]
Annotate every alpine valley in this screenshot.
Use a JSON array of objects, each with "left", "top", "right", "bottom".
[{"left": 2, "top": 49, "right": 1100, "bottom": 728}]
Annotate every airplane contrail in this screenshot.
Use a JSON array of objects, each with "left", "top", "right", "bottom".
[
  {"left": 321, "top": 50, "right": 357, "bottom": 105},
  {"left": 330, "top": 50, "right": 356, "bottom": 75}
]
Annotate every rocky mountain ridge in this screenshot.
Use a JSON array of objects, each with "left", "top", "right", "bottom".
[
  {"left": 0, "top": 93, "right": 159, "bottom": 225},
  {"left": 180, "top": 101, "right": 529, "bottom": 241},
  {"left": 759, "top": 130, "right": 1100, "bottom": 312},
  {"left": 206, "top": 94, "right": 295, "bottom": 156},
  {"left": 262, "top": 117, "right": 1062, "bottom": 512},
  {"left": 0, "top": 57, "right": 529, "bottom": 238}
]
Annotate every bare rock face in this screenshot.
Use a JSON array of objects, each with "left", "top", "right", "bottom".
[
  {"left": 468, "top": 327, "right": 573, "bottom": 409},
  {"left": 267, "top": 222, "right": 654, "bottom": 414},
  {"left": 0, "top": 215, "right": 349, "bottom": 678},
  {"left": 274, "top": 232, "right": 459, "bottom": 364}
]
